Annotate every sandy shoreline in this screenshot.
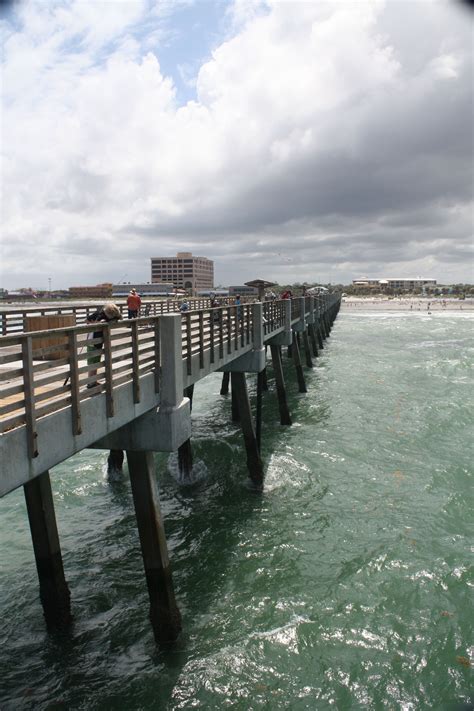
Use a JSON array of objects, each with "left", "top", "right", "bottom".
[{"left": 341, "top": 297, "right": 474, "bottom": 311}]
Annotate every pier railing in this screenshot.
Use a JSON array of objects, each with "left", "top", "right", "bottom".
[
  {"left": 0, "top": 319, "right": 160, "bottom": 446},
  {"left": 0, "top": 295, "right": 339, "bottom": 488},
  {"left": 0, "top": 297, "right": 243, "bottom": 336},
  {"left": 0, "top": 302, "right": 263, "bottom": 442},
  {"left": 182, "top": 303, "right": 253, "bottom": 375}
]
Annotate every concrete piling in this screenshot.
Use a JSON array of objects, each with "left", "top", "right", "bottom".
[
  {"left": 302, "top": 330, "right": 313, "bottom": 369},
  {"left": 270, "top": 344, "right": 292, "bottom": 425},
  {"left": 178, "top": 439, "right": 194, "bottom": 482},
  {"left": 23, "top": 471, "right": 72, "bottom": 630},
  {"left": 230, "top": 372, "right": 264, "bottom": 487},
  {"left": 309, "top": 323, "right": 319, "bottom": 357},
  {"left": 220, "top": 371, "right": 230, "bottom": 395},
  {"left": 127, "top": 450, "right": 182, "bottom": 644},
  {"left": 107, "top": 449, "right": 124, "bottom": 479},
  {"left": 292, "top": 331, "right": 307, "bottom": 393}
]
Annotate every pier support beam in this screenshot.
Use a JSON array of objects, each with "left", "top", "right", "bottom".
[
  {"left": 127, "top": 450, "right": 182, "bottom": 644},
  {"left": 178, "top": 384, "right": 195, "bottom": 482},
  {"left": 231, "top": 384, "right": 240, "bottom": 422},
  {"left": 306, "top": 297, "right": 318, "bottom": 358},
  {"left": 24, "top": 471, "right": 72, "bottom": 630},
  {"left": 270, "top": 345, "right": 292, "bottom": 425},
  {"left": 309, "top": 323, "right": 319, "bottom": 358},
  {"left": 178, "top": 439, "right": 193, "bottom": 482},
  {"left": 323, "top": 312, "right": 330, "bottom": 337},
  {"left": 321, "top": 310, "right": 329, "bottom": 338},
  {"left": 230, "top": 372, "right": 264, "bottom": 488},
  {"left": 184, "top": 384, "right": 194, "bottom": 412},
  {"left": 256, "top": 370, "right": 264, "bottom": 450},
  {"left": 107, "top": 449, "right": 124, "bottom": 479},
  {"left": 316, "top": 318, "right": 324, "bottom": 348},
  {"left": 302, "top": 330, "right": 313, "bottom": 369},
  {"left": 292, "top": 332, "right": 307, "bottom": 393},
  {"left": 220, "top": 371, "right": 230, "bottom": 395}
]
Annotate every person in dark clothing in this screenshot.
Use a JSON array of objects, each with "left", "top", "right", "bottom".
[{"left": 86, "top": 303, "right": 121, "bottom": 388}]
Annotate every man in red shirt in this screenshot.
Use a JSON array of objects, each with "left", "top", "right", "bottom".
[{"left": 127, "top": 288, "right": 141, "bottom": 318}]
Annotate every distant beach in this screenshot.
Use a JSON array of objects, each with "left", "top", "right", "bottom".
[{"left": 341, "top": 297, "right": 473, "bottom": 311}]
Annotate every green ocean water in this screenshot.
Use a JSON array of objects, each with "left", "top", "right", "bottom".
[{"left": 1, "top": 309, "right": 472, "bottom": 710}]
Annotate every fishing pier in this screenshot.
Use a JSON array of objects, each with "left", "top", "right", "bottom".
[{"left": 0, "top": 294, "right": 340, "bottom": 643}]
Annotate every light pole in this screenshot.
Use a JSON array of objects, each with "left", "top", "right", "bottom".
[{"left": 48, "top": 277, "right": 51, "bottom": 296}]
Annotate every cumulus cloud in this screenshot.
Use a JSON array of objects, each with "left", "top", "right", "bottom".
[{"left": 1, "top": 0, "right": 472, "bottom": 289}]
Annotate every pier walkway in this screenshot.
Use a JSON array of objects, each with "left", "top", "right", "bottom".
[{"left": 0, "top": 294, "right": 340, "bottom": 642}]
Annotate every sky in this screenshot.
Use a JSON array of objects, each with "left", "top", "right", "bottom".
[{"left": 1, "top": 0, "right": 473, "bottom": 290}]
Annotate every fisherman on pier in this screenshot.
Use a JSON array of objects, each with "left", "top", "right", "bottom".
[{"left": 86, "top": 303, "right": 121, "bottom": 388}]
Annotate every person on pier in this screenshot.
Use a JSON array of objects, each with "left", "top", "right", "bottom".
[
  {"left": 235, "top": 294, "right": 242, "bottom": 319},
  {"left": 210, "top": 295, "right": 220, "bottom": 325},
  {"left": 127, "top": 288, "right": 141, "bottom": 318},
  {"left": 86, "top": 303, "right": 121, "bottom": 388}
]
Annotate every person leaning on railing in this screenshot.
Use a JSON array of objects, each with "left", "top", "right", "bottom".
[{"left": 86, "top": 303, "right": 121, "bottom": 389}]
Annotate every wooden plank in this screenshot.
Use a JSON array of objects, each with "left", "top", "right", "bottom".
[
  {"left": 67, "top": 330, "right": 82, "bottom": 435},
  {"left": 35, "top": 369, "right": 72, "bottom": 388},
  {"left": 185, "top": 315, "right": 192, "bottom": 375},
  {"left": 0, "top": 412, "right": 26, "bottom": 432},
  {"left": 154, "top": 320, "right": 160, "bottom": 393},
  {"left": 0, "top": 381, "right": 25, "bottom": 398},
  {"left": 0, "top": 397, "right": 26, "bottom": 415},
  {"left": 34, "top": 384, "right": 70, "bottom": 404},
  {"left": 111, "top": 362, "right": 133, "bottom": 377},
  {"left": 198, "top": 312, "right": 204, "bottom": 369},
  {"left": 219, "top": 310, "right": 224, "bottom": 359},
  {"left": 131, "top": 320, "right": 140, "bottom": 403},
  {"left": 102, "top": 325, "right": 114, "bottom": 418},
  {"left": 31, "top": 357, "right": 70, "bottom": 373},
  {"left": 22, "top": 336, "right": 38, "bottom": 458},
  {"left": 209, "top": 312, "right": 215, "bottom": 364},
  {"left": 227, "top": 309, "right": 232, "bottom": 354},
  {"left": 35, "top": 396, "right": 72, "bottom": 418},
  {"left": 0, "top": 350, "right": 23, "bottom": 365},
  {"left": 234, "top": 307, "right": 239, "bottom": 351}
]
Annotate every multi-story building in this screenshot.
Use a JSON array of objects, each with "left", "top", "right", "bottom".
[
  {"left": 112, "top": 283, "right": 175, "bottom": 298},
  {"left": 228, "top": 285, "right": 258, "bottom": 296},
  {"left": 151, "top": 253, "right": 214, "bottom": 294},
  {"left": 353, "top": 277, "right": 436, "bottom": 291}
]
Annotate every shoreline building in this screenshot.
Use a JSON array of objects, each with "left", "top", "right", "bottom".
[
  {"left": 151, "top": 253, "right": 214, "bottom": 294},
  {"left": 112, "top": 283, "right": 175, "bottom": 298},
  {"left": 69, "top": 283, "right": 113, "bottom": 299},
  {"left": 353, "top": 277, "right": 437, "bottom": 291}
]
